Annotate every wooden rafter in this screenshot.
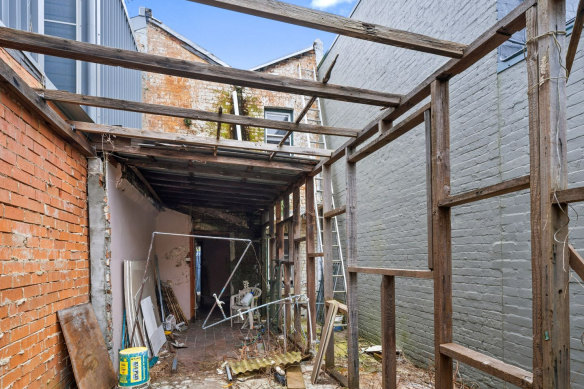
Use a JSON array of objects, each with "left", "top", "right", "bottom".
[
  {"left": 39, "top": 89, "right": 358, "bottom": 138},
  {"left": 187, "top": 0, "right": 467, "bottom": 57},
  {"left": 128, "top": 165, "right": 164, "bottom": 205},
  {"left": 0, "top": 27, "right": 401, "bottom": 106},
  {"left": 144, "top": 174, "right": 288, "bottom": 191},
  {"left": 312, "top": 0, "right": 535, "bottom": 175},
  {"left": 94, "top": 139, "right": 315, "bottom": 172},
  {"left": 0, "top": 58, "right": 94, "bottom": 156},
  {"left": 72, "top": 121, "right": 332, "bottom": 157},
  {"left": 569, "top": 244, "right": 584, "bottom": 281}
]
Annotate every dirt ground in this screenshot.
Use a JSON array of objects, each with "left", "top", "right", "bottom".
[{"left": 148, "top": 327, "right": 446, "bottom": 388}]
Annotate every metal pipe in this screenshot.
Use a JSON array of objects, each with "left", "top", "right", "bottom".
[{"left": 202, "top": 294, "right": 307, "bottom": 330}]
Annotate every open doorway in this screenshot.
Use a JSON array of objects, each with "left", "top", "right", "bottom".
[{"left": 197, "top": 237, "right": 231, "bottom": 316}]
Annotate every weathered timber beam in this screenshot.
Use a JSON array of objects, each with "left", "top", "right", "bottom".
[
  {"left": 163, "top": 193, "right": 272, "bottom": 205},
  {"left": 569, "top": 244, "right": 584, "bottom": 281},
  {"left": 144, "top": 174, "right": 288, "bottom": 191},
  {"left": 127, "top": 161, "right": 296, "bottom": 184},
  {"left": 39, "top": 90, "right": 358, "bottom": 137},
  {"left": 553, "top": 186, "right": 584, "bottom": 203},
  {"left": 187, "top": 0, "right": 466, "bottom": 57},
  {"left": 157, "top": 190, "right": 272, "bottom": 203},
  {"left": 94, "top": 140, "right": 315, "bottom": 172},
  {"left": 440, "top": 343, "right": 533, "bottom": 388},
  {"left": 0, "top": 58, "right": 94, "bottom": 156},
  {"left": 566, "top": 0, "right": 584, "bottom": 77},
  {"left": 348, "top": 266, "right": 433, "bottom": 279},
  {"left": 311, "top": 0, "right": 535, "bottom": 175},
  {"left": 72, "top": 121, "right": 331, "bottom": 157},
  {"left": 0, "top": 27, "right": 400, "bottom": 106},
  {"left": 323, "top": 205, "right": 346, "bottom": 219},
  {"left": 148, "top": 181, "right": 280, "bottom": 197},
  {"left": 347, "top": 102, "right": 429, "bottom": 164},
  {"left": 438, "top": 175, "right": 530, "bottom": 207},
  {"left": 128, "top": 165, "right": 164, "bottom": 205}
]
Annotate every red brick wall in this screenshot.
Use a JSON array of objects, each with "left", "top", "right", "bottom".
[{"left": 0, "top": 61, "right": 89, "bottom": 388}]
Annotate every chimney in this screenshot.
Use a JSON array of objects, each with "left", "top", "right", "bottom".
[{"left": 139, "top": 7, "right": 152, "bottom": 19}]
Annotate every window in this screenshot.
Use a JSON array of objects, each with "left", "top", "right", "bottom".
[
  {"left": 498, "top": 0, "right": 579, "bottom": 71},
  {"left": 264, "top": 108, "right": 293, "bottom": 146},
  {"left": 0, "top": 0, "right": 38, "bottom": 32},
  {"left": 44, "top": 0, "right": 79, "bottom": 92}
]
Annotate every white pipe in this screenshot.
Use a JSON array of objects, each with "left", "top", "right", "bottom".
[{"left": 232, "top": 90, "right": 243, "bottom": 141}]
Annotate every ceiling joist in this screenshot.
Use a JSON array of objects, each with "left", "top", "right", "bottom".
[
  {"left": 187, "top": 0, "right": 467, "bottom": 57},
  {"left": 96, "top": 139, "right": 314, "bottom": 171},
  {"left": 0, "top": 27, "right": 401, "bottom": 106},
  {"left": 39, "top": 89, "right": 358, "bottom": 138},
  {"left": 72, "top": 121, "right": 331, "bottom": 157}
]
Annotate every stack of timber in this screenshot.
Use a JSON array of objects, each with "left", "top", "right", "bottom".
[{"left": 161, "top": 282, "right": 188, "bottom": 325}]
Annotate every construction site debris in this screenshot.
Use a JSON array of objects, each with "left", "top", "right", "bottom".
[{"left": 229, "top": 351, "right": 303, "bottom": 375}]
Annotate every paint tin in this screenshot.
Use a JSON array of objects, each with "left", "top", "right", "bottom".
[{"left": 118, "top": 347, "right": 149, "bottom": 387}]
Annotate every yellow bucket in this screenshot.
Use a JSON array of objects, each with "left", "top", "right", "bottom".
[{"left": 118, "top": 347, "right": 149, "bottom": 387}]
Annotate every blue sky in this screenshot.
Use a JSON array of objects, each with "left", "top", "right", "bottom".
[{"left": 124, "top": 0, "right": 358, "bottom": 69}]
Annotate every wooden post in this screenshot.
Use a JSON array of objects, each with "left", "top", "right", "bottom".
[
  {"left": 526, "top": 3, "right": 570, "bottom": 388},
  {"left": 276, "top": 198, "right": 284, "bottom": 328},
  {"left": 305, "top": 176, "right": 317, "bottom": 345},
  {"left": 429, "top": 79, "right": 452, "bottom": 389},
  {"left": 322, "top": 164, "right": 335, "bottom": 368},
  {"left": 345, "top": 147, "right": 359, "bottom": 388},
  {"left": 283, "top": 194, "right": 292, "bottom": 336},
  {"left": 381, "top": 275, "right": 396, "bottom": 389},
  {"left": 292, "top": 185, "right": 303, "bottom": 345},
  {"left": 424, "top": 109, "right": 433, "bottom": 270}
]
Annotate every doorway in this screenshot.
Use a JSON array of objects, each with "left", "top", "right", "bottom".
[{"left": 198, "top": 237, "right": 231, "bottom": 314}]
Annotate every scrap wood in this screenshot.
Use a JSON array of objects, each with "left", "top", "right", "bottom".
[
  {"left": 228, "top": 351, "right": 303, "bottom": 375},
  {"left": 286, "top": 364, "right": 306, "bottom": 389},
  {"left": 311, "top": 300, "right": 339, "bottom": 384},
  {"left": 57, "top": 303, "right": 117, "bottom": 389},
  {"left": 161, "top": 282, "right": 187, "bottom": 324}
]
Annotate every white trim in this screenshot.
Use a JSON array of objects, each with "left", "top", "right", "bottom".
[{"left": 249, "top": 45, "right": 313, "bottom": 71}]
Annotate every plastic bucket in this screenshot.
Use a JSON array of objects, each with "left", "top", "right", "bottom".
[{"left": 118, "top": 347, "right": 149, "bottom": 387}]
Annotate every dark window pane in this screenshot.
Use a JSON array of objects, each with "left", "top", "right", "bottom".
[{"left": 45, "top": 0, "right": 76, "bottom": 23}]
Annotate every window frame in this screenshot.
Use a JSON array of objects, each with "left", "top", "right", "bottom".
[{"left": 264, "top": 107, "right": 294, "bottom": 146}]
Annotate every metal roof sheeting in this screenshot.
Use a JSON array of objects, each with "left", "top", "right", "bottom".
[{"left": 229, "top": 351, "right": 303, "bottom": 375}]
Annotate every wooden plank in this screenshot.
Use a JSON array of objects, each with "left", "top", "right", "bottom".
[
  {"left": 322, "top": 164, "right": 334, "bottom": 368},
  {"left": 286, "top": 365, "right": 306, "bottom": 389},
  {"left": 40, "top": 90, "right": 358, "bottom": 137},
  {"left": 292, "top": 186, "right": 302, "bottom": 345},
  {"left": 311, "top": 0, "right": 535, "bottom": 176},
  {"left": 57, "top": 303, "right": 117, "bottom": 389},
  {"left": 73, "top": 121, "right": 331, "bottom": 157},
  {"left": 526, "top": 3, "right": 570, "bottom": 388},
  {"left": 284, "top": 193, "right": 292, "bottom": 337},
  {"left": 293, "top": 236, "right": 306, "bottom": 243},
  {"left": 323, "top": 205, "right": 346, "bottom": 219},
  {"left": 566, "top": 0, "right": 584, "bottom": 77},
  {"left": 345, "top": 146, "right": 359, "bottom": 389},
  {"left": 145, "top": 174, "right": 287, "bottom": 191},
  {"left": 553, "top": 186, "right": 584, "bottom": 203},
  {"left": 326, "top": 299, "right": 348, "bottom": 313},
  {"left": 95, "top": 140, "right": 314, "bottom": 172},
  {"left": 147, "top": 181, "right": 280, "bottom": 197},
  {"left": 430, "top": 79, "right": 452, "bottom": 389},
  {"left": 325, "top": 367, "right": 349, "bottom": 388},
  {"left": 569, "top": 244, "right": 584, "bottom": 281},
  {"left": 348, "top": 266, "right": 433, "bottom": 279},
  {"left": 381, "top": 275, "right": 396, "bottom": 389},
  {"left": 0, "top": 58, "right": 94, "bottom": 156},
  {"left": 128, "top": 160, "right": 295, "bottom": 184},
  {"left": 424, "top": 109, "right": 433, "bottom": 270},
  {"left": 440, "top": 343, "right": 533, "bottom": 388},
  {"left": 348, "top": 103, "right": 429, "bottom": 164},
  {"left": 0, "top": 27, "right": 400, "bottom": 106},
  {"left": 307, "top": 252, "right": 323, "bottom": 258},
  {"left": 128, "top": 165, "right": 164, "bottom": 205},
  {"left": 187, "top": 0, "right": 466, "bottom": 57},
  {"left": 311, "top": 301, "right": 339, "bottom": 384},
  {"left": 305, "top": 176, "right": 317, "bottom": 345},
  {"left": 438, "top": 175, "right": 530, "bottom": 207}
]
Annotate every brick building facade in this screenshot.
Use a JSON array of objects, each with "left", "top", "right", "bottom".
[{"left": 0, "top": 50, "right": 90, "bottom": 389}]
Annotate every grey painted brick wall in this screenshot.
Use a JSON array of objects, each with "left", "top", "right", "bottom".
[{"left": 317, "top": 0, "right": 584, "bottom": 387}]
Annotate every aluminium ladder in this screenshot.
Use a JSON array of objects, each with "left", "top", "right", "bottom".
[{"left": 298, "top": 65, "right": 347, "bottom": 323}]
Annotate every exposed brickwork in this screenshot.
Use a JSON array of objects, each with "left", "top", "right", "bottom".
[{"left": 0, "top": 51, "right": 89, "bottom": 389}]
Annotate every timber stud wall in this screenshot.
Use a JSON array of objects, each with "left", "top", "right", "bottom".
[{"left": 0, "top": 83, "right": 90, "bottom": 389}]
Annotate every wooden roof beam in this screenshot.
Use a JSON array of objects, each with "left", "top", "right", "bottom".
[
  {"left": 0, "top": 27, "right": 401, "bottom": 106},
  {"left": 187, "top": 0, "right": 466, "bottom": 57},
  {"left": 39, "top": 89, "right": 358, "bottom": 137},
  {"left": 94, "top": 139, "right": 316, "bottom": 172},
  {"left": 72, "top": 121, "right": 331, "bottom": 157}
]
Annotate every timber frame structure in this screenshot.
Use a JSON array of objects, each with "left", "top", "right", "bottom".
[{"left": 1, "top": 0, "right": 583, "bottom": 387}]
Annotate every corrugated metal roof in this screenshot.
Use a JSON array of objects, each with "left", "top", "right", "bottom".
[{"left": 229, "top": 352, "right": 303, "bottom": 375}]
